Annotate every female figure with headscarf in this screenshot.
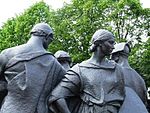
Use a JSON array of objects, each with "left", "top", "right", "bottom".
[{"left": 48, "top": 29, "right": 125, "bottom": 113}]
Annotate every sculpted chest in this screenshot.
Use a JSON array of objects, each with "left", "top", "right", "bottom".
[{"left": 79, "top": 67, "right": 119, "bottom": 96}]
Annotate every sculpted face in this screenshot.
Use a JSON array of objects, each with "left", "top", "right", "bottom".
[
  {"left": 43, "top": 33, "right": 53, "bottom": 49},
  {"left": 111, "top": 53, "right": 119, "bottom": 62},
  {"left": 101, "top": 38, "right": 115, "bottom": 56}
]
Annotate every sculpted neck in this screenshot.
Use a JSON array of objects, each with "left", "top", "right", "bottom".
[
  {"left": 118, "top": 55, "right": 130, "bottom": 68},
  {"left": 89, "top": 47, "right": 106, "bottom": 65},
  {"left": 26, "top": 36, "right": 46, "bottom": 51}
]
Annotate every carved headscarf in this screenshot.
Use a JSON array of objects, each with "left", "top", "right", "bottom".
[{"left": 89, "top": 29, "right": 115, "bottom": 52}]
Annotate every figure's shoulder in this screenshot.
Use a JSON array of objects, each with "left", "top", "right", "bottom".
[
  {"left": 131, "top": 69, "right": 146, "bottom": 84},
  {"left": 79, "top": 60, "right": 89, "bottom": 66},
  {"left": 70, "top": 63, "right": 80, "bottom": 73},
  {"left": 0, "top": 53, "right": 8, "bottom": 67},
  {"left": 0, "top": 48, "right": 14, "bottom": 63},
  {"left": 107, "top": 59, "right": 117, "bottom": 66},
  {"left": 1, "top": 45, "right": 23, "bottom": 60},
  {"left": 123, "top": 67, "right": 145, "bottom": 81},
  {"left": 71, "top": 61, "right": 88, "bottom": 70},
  {"left": 65, "top": 64, "right": 82, "bottom": 84},
  {"left": 112, "top": 61, "right": 122, "bottom": 69},
  {"left": 68, "top": 62, "right": 92, "bottom": 78},
  {"left": 1, "top": 48, "right": 13, "bottom": 56}
]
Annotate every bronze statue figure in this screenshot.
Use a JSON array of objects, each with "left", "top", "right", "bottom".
[
  {"left": 54, "top": 50, "right": 81, "bottom": 112},
  {"left": 54, "top": 50, "right": 71, "bottom": 71},
  {"left": 111, "top": 42, "right": 147, "bottom": 104},
  {"left": 111, "top": 42, "right": 148, "bottom": 113},
  {"left": 48, "top": 29, "right": 125, "bottom": 113},
  {"left": 0, "top": 23, "right": 65, "bottom": 113}
]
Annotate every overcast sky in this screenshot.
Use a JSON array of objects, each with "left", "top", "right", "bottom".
[
  {"left": 0, "top": 0, "right": 149, "bottom": 27},
  {"left": 0, "top": 0, "right": 71, "bottom": 27}
]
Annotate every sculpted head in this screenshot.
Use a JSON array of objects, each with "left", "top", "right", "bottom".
[
  {"left": 30, "top": 23, "right": 53, "bottom": 49},
  {"left": 54, "top": 50, "right": 71, "bottom": 65},
  {"left": 89, "top": 29, "right": 115, "bottom": 56},
  {"left": 111, "top": 42, "right": 131, "bottom": 62}
]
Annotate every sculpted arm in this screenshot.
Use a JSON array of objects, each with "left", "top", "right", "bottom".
[{"left": 49, "top": 66, "right": 81, "bottom": 113}]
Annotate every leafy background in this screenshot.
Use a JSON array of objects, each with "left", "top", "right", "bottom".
[{"left": 0, "top": 0, "right": 149, "bottom": 87}]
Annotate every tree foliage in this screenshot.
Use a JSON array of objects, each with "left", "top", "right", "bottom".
[
  {"left": 0, "top": 0, "right": 149, "bottom": 86},
  {"left": 0, "top": 1, "right": 52, "bottom": 51},
  {"left": 129, "top": 38, "right": 150, "bottom": 86},
  {"left": 50, "top": 0, "right": 149, "bottom": 63}
]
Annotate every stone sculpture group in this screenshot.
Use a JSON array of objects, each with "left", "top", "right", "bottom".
[{"left": 0, "top": 23, "right": 148, "bottom": 113}]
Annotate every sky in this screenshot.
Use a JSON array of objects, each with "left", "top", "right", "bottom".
[
  {"left": 0, "top": 0, "right": 149, "bottom": 27},
  {"left": 0, "top": 0, "right": 71, "bottom": 27}
]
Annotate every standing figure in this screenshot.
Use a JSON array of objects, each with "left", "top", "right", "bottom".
[
  {"left": 54, "top": 50, "right": 80, "bottom": 112},
  {"left": 54, "top": 50, "right": 71, "bottom": 71},
  {"left": 111, "top": 42, "right": 148, "bottom": 113},
  {"left": 111, "top": 42, "right": 147, "bottom": 104},
  {"left": 0, "top": 23, "right": 65, "bottom": 113},
  {"left": 48, "top": 29, "right": 125, "bottom": 113}
]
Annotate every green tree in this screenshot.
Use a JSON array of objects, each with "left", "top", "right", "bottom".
[
  {"left": 51, "top": 0, "right": 150, "bottom": 86},
  {"left": 0, "top": 1, "right": 52, "bottom": 51},
  {"left": 0, "top": 0, "right": 149, "bottom": 86},
  {"left": 141, "top": 38, "right": 150, "bottom": 87},
  {"left": 129, "top": 38, "right": 150, "bottom": 87},
  {"left": 51, "top": 0, "right": 149, "bottom": 63}
]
